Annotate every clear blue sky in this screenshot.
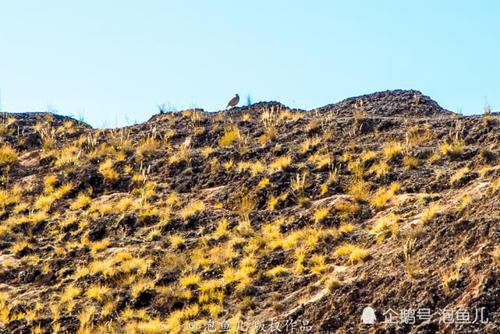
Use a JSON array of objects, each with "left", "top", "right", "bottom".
[{"left": 0, "top": 1, "right": 499, "bottom": 128}]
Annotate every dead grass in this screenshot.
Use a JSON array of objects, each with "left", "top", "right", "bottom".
[
  {"left": 441, "top": 140, "right": 465, "bottom": 158},
  {"left": 348, "top": 179, "right": 371, "bottom": 201},
  {"left": 0, "top": 100, "right": 497, "bottom": 333},
  {"left": 383, "top": 141, "right": 403, "bottom": 160},
  {"left": 0, "top": 145, "right": 18, "bottom": 164},
  {"left": 219, "top": 127, "right": 240, "bottom": 147}
]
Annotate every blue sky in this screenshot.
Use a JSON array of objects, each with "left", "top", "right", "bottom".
[{"left": 0, "top": 1, "right": 499, "bottom": 127}]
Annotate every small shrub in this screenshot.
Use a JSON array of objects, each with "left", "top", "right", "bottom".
[
  {"left": 334, "top": 244, "right": 369, "bottom": 264},
  {"left": 136, "top": 137, "right": 159, "bottom": 158},
  {"left": 71, "top": 193, "right": 91, "bottom": 210},
  {"left": 349, "top": 248, "right": 369, "bottom": 264},
  {"left": 269, "top": 156, "right": 292, "bottom": 173},
  {"left": 44, "top": 175, "right": 58, "bottom": 188},
  {"left": 405, "top": 123, "right": 434, "bottom": 148},
  {"left": 99, "top": 158, "right": 119, "bottom": 181},
  {"left": 320, "top": 183, "right": 328, "bottom": 195},
  {"left": 180, "top": 273, "right": 201, "bottom": 287},
  {"left": 338, "top": 223, "right": 355, "bottom": 235},
  {"left": 267, "top": 195, "right": 278, "bottom": 210},
  {"left": 307, "top": 153, "right": 331, "bottom": 169},
  {"left": 0, "top": 145, "right": 18, "bottom": 164},
  {"left": 348, "top": 180, "right": 371, "bottom": 201},
  {"left": 403, "top": 156, "right": 419, "bottom": 169},
  {"left": 169, "top": 234, "right": 185, "bottom": 248},
  {"left": 212, "top": 218, "right": 229, "bottom": 239},
  {"left": 311, "top": 254, "right": 327, "bottom": 274},
  {"left": 86, "top": 284, "right": 110, "bottom": 302},
  {"left": 313, "top": 207, "right": 329, "bottom": 226},
  {"left": 326, "top": 276, "right": 342, "bottom": 292},
  {"left": 219, "top": 127, "right": 240, "bottom": 147},
  {"left": 291, "top": 173, "right": 308, "bottom": 204},
  {"left": 334, "top": 200, "right": 360, "bottom": 216},
  {"left": 441, "top": 140, "right": 464, "bottom": 158},
  {"left": 370, "top": 213, "right": 400, "bottom": 242},
  {"left": 456, "top": 195, "right": 472, "bottom": 212},
  {"left": 450, "top": 167, "right": 469, "bottom": 187},
  {"left": 53, "top": 183, "right": 73, "bottom": 199},
  {"left": 347, "top": 158, "right": 364, "bottom": 179},
  {"left": 441, "top": 270, "right": 459, "bottom": 296},
  {"left": 421, "top": 203, "right": 440, "bottom": 223},
  {"left": 492, "top": 177, "right": 500, "bottom": 194},
  {"left": 179, "top": 201, "right": 205, "bottom": 219},
  {"left": 60, "top": 285, "right": 81, "bottom": 303},
  {"left": 370, "top": 182, "right": 400, "bottom": 208},
  {"left": 34, "top": 194, "right": 55, "bottom": 211},
  {"left": 266, "top": 265, "right": 289, "bottom": 278},
  {"left": 383, "top": 141, "right": 403, "bottom": 160},
  {"left": 257, "top": 177, "right": 269, "bottom": 188},
  {"left": 236, "top": 216, "right": 254, "bottom": 237}
]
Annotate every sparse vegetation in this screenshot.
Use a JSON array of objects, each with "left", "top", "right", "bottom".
[
  {"left": 441, "top": 139, "right": 465, "bottom": 158},
  {"left": 71, "top": 193, "right": 91, "bottom": 210},
  {"left": 0, "top": 92, "right": 497, "bottom": 333},
  {"left": 99, "top": 158, "right": 119, "bottom": 180},
  {"left": 269, "top": 155, "right": 292, "bottom": 173},
  {"left": 334, "top": 244, "right": 369, "bottom": 264},
  {"left": 348, "top": 179, "right": 371, "bottom": 201},
  {"left": 313, "top": 207, "right": 329, "bottom": 226},
  {"left": 441, "top": 269, "right": 459, "bottom": 296},
  {"left": 383, "top": 140, "right": 402, "bottom": 160},
  {"left": 370, "top": 183, "right": 400, "bottom": 208},
  {"left": 421, "top": 203, "right": 440, "bottom": 223},
  {"left": 450, "top": 167, "right": 469, "bottom": 186},
  {"left": 370, "top": 213, "right": 400, "bottom": 242},
  {"left": 403, "top": 156, "right": 419, "bottom": 169},
  {"left": 219, "top": 127, "right": 240, "bottom": 147},
  {"left": 403, "top": 238, "right": 418, "bottom": 278},
  {"left": 0, "top": 145, "right": 18, "bottom": 164}
]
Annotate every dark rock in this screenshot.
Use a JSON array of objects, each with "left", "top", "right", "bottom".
[
  {"left": 88, "top": 222, "right": 106, "bottom": 241},
  {"left": 40, "top": 156, "right": 56, "bottom": 166},
  {"left": 156, "top": 270, "right": 181, "bottom": 286},
  {"left": 133, "top": 289, "right": 155, "bottom": 308},
  {"left": 21, "top": 132, "right": 42, "bottom": 150},
  {"left": 16, "top": 245, "right": 34, "bottom": 257},
  {"left": 32, "top": 220, "right": 48, "bottom": 234}
]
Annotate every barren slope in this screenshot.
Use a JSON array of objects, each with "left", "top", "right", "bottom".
[{"left": 0, "top": 90, "right": 498, "bottom": 333}]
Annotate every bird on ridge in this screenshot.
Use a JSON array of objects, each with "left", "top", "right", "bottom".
[{"left": 226, "top": 94, "right": 240, "bottom": 108}]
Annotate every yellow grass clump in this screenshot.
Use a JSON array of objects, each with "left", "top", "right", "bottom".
[
  {"left": 71, "top": 193, "right": 91, "bottom": 210},
  {"left": 441, "top": 140, "right": 464, "bottom": 157},
  {"left": 348, "top": 180, "right": 371, "bottom": 201},
  {"left": 0, "top": 145, "right": 18, "bottom": 164},
  {"left": 219, "top": 127, "right": 240, "bottom": 147},
  {"left": 179, "top": 201, "right": 205, "bottom": 219},
  {"left": 313, "top": 207, "right": 329, "bottom": 225},
  {"left": 421, "top": 203, "right": 440, "bottom": 223},
  {"left": 99, "top": 158, "right": 119, "bottom": 181},
  {"left": 370, "top": 213, "right": 400, "bottom": 242},
  {"left": 269, "top": 156, "right": 292, "bottom": 173},
  {"left": 383, "top": 141, "right": 402, "bottom": 160},
  {"left": 334, "top": 244, "right": 370, "bottom": 264}
]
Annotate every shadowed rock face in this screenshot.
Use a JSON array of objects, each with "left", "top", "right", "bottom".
[{"left": 0, "top": 90, "right": 498, "bottom": 333}]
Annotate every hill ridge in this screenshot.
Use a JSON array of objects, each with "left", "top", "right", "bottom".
[{"left": 0, "top": 90, "right": 498, "bottom": 333}]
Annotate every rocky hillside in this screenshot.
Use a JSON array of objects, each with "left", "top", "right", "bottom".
[{"left": 0, "top": 90, "right": 498, "bottom": 333}]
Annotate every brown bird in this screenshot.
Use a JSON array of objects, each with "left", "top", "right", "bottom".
[{"left": 226, "top": 94, "right": 240, "bottom": 108}]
